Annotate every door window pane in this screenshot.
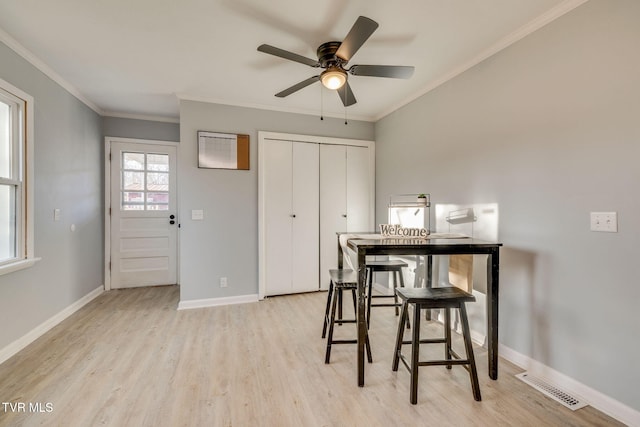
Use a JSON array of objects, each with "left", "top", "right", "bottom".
[
  {"left": 146, "top": 172, "right": 168, "bottom": 191},
  {"left": 123, "top": 152, "right": 144, "bottom": 170},
  {"left": 122, "top": 204, "right": 144, "bottom": 211},
  {"left": 146, "top": 192, "right": 168, "bottom": 204},
  {"left": 146, "top": 204, "right": 169, "bottom": 211},
  {"left": 122, "top": 192, "right": 144, "bottom": 203},
  {"left": 123, "top": 171, "right": 144, "bottom": 191},
  {"left": 147, "top": 154, "right": 169, "bottom": 171}
]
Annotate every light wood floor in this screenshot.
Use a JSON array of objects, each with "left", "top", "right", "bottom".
[{"left": 0, "top": 285, "right": 622, "bottom": 427}]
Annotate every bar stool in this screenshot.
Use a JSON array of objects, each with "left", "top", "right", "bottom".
[
  {"left": 323, "top": 269, "right": 372, "bottom": 364},
  {"left": 321, "top": 270, "right": 350, "bottom": 338},
  {"left": 366, "top": 259, "right": 408, "bottom": 329},
  {"left": 392, "top": 286, "right": 481, "bottom": 404}
]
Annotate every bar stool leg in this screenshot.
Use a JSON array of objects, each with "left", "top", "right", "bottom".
[
  {"left": 322, "top": 280, "right": 334, "bottom": 338},
  {"left": 392, "top": 270, "right": 400, "bottom": 315},
  {"left": 410, "top": 303, "right": 422, "bottom": 404},
  {"left": 325, "top": 288, "right": 340, "bottom": 364},
  {"left": 337, "top": 287, "right": 343, "bottom": 322},
  {"left": 398, "top": 271, "right": 410, "bottom": 329},
  {"left": 392, "top": 300, "right": 409, "bottom": 371},
  {"left": 351, "top": 288, "right": 357, "bottom": 314},
  {"left": 459, "top": 303, "right": 481, "bottom": 401}
]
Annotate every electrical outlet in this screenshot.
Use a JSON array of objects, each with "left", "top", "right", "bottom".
[
  {"left": 220, "top": 277, "right": 228, "bottom": 287},
  {"left": 590, "top": 212, "right": 617, "bottom": 232}
]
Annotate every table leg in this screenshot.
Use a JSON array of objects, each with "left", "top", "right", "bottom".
[
  {"left": 487, "top": 249, "right": 500, "bottom": 380},
  {"left": 357, "top": 249, "right": 367, "bottom": 387},
  {"left": 336, "top": 237, "right": 344, "bottom": 320},
  {"left": 425, "top": 255, "right": 433, "bottom": 320}
]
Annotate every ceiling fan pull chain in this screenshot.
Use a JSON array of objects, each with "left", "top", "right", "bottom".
[
  {"left": 344, "top": 93, "right": 348, "bottom": 125},
  {"left": 320, "top": 84, "right": 324, "bottom": 121}
]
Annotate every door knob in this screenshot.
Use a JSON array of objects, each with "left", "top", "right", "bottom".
[
  {"left": 342, "top": 214, "right": 347, "bottom": 218},
  {"left": 170, "top": 220, "right": 175, "bottom": 225},
  {"left": 170, "top": 214, "right": 175, "bottom": 219},
  {"left": 290, "top": 214, "right": 296, "bottom": 218}
]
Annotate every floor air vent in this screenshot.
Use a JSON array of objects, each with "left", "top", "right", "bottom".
[{"left": 515, "top": 372, "right": 588, "bottom": 411}]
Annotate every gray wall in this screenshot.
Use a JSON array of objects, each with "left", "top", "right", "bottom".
[
  {"left": 375, "top": 0, "right": 640, "bottom": 412},
  {"left": 102, "top": 116, "right": 180, "bottom": 142},
  {"left": 3, "top": 0, "right": 637, "bottom": 417},
  {"left": 179, "top": 100, "right": 374, "bottom": 301},
  {"left": 0, "top": 42, "right": 103, "bottom": 349}
]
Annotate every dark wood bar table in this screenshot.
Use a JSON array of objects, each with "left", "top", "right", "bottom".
[{"left": 338, "top": 234, "right": 502, "bottom": 387}]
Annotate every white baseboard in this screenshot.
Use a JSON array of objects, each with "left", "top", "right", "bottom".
[
  {"left": 177, "top": 293, "right": 259, "bottom": 310},
  {"left": 0, "top": 286, "right": 104, "bottom": 365},
  {"left": 499, "top": 344, "right": 640, "bottom": 427}
]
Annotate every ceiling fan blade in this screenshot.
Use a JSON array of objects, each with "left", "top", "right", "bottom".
[
  {"left": 336, "top": 82, "right": 357, "bottom": 107},
  {"left": 275, "top": 76, "right": 320, "bottom": 97},
  {"left": 349, "top": 65, "right": 415, "bottom": 79},
  {"left": 335, "top": 16, "right": 379, "bottom": 62},
  {"left": 258, "top": 44, "right": 319, "bottom": 67}
]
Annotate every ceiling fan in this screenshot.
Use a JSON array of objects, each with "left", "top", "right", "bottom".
[{"left": 257, "top": 16, "right": 414, "bottom": 107}]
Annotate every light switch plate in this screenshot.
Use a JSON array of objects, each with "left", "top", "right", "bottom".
[
  {"left": 590, "top": 212, "right": 617, "bottom": 232},
  {"left": 191, "top": 209, "right": 204, "bottom": 220}
]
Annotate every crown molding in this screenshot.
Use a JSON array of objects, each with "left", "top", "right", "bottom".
[{"left": 102, "top": 111, "right": 180, "bottom": 124}]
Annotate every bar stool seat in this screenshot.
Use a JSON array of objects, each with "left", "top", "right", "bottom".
[
  {"left": 392, "top": 286, "right": 481, "bottom": 404},
  {"left": 366, "top": 259, "right": 408, "bottom": 329},
  {"left": 323, "top": 269, "right": 372, "bottom": 364}
]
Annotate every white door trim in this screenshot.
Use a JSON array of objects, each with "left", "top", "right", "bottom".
[{"left": 104, "top": 137, "right": 180, "bottom": 291}]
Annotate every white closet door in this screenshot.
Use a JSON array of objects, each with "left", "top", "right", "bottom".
[
  {"left": 259, "top": 131, "right": 374, "bottom": 298},
  {"left": 263, "top": 140, "right": 294, "bottom": 295},
  {"left": 291, "top": 142, "right": 319, "bottom": 293},
  {"left": 346, "top": 146, "right": 371, "bottom": 232},
  {"left": 320, "top": 145, "right": 347, "bottom": 290}
]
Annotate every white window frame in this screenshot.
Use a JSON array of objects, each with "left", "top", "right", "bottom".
[{"left": 0, "top": 77, "right": 38, "bottom": 275}]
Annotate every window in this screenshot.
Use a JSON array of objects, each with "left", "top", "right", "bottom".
[
  {"left": 121, "top": 152, "right": 170, "bottom": 211},
  {"left": 0, "top": 78, "right": 36, "bottom": 275}
]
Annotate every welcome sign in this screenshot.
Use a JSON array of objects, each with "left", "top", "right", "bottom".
[{"left": 379, "top": 224, "right": 429, "bottom": 239}]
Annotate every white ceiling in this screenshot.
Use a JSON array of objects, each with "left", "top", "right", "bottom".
[{"left": 0, "top": 0, "right": 586, "bottom": 122}]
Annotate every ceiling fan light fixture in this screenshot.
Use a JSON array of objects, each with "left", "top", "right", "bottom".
[{"left": 320, "top": 67, "right": 347, "bottom": 90}]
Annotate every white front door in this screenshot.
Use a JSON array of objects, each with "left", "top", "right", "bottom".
[{"left": 108, "top": 140, "right": 178, "bottom": 289}]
